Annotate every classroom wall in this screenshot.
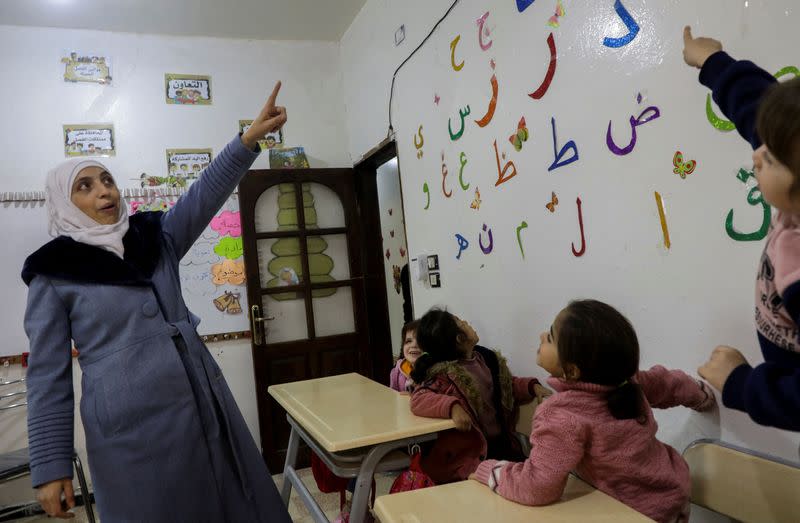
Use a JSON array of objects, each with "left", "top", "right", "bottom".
[
  {"left": 340, "top": 0, "right": 455, "bottom": 163},
  {"left": 0, "top": 22, "right": 347, "bottom": 504},
  {"left": 340, "top": 0, "right": 800, "bottom": 497}
]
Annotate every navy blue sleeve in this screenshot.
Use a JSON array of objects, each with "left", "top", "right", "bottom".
[
  {"left": 698, "top": 51, "right": 776, "bottom": 149},
  {"left": 24, "top": 276, "right": 75, "bottom": 487},
  {"left": 160, "top": 135, "right": 260, "bottom": 260},
  {"left": 722, "top": 343, "right": 800, "bottom": 432}
]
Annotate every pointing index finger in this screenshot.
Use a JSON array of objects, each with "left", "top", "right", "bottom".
[{"left": 267, "top": 81, "right": 282, "bottom": 109}]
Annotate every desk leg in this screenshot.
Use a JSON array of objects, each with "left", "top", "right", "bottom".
[
  {"left": 349, "top": 442, "right": 395, "bottom": 523},
  {"left": 281, "top": 424, "right": 300, "bottom": 506}
]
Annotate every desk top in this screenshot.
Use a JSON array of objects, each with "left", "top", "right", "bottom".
[
  {"left": 374, "top": 477, "right": 654, "bottom": 523},
  {"left": 268, "top": 373, "right": 455, "bottom": 452}
]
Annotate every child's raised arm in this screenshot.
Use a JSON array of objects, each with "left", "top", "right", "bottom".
[
  {"left": 683, "top": 26, "right": 776, "bottom": 149},
  {"left": 636, "top": 365, "right": 715, "bottom": 411}
]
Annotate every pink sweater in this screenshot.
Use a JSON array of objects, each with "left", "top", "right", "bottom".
[{"left": 474, "top": 366, "right": 715, "bottom": 523}]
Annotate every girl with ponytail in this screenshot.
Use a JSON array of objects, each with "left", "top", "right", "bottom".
[{"left": 471, "top": 300, "right": 716, "bottom": 523}]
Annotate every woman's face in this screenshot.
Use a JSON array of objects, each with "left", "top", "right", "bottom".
[
  {"left": 402, "top": 329, "right": 422, "bottom": 364},
  {"left": 70, "top": 166, "right": 121, "bottom": 225}
]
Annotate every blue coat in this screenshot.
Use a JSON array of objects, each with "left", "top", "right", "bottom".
[{"left": 22, "top": 137, "right": 291, "bottom": 522}]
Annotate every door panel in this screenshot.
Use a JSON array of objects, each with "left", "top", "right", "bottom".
[{"left": 240, "top": 169, "right": 371, "bottom": 470}]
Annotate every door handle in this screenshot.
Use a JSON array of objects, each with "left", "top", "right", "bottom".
[{"left": 250, "top": 304, "right": 275, "bottom": 345}]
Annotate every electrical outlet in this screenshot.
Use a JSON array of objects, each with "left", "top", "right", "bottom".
[{"left": 395, "top": 24, "right": 406, "bottom": 46}]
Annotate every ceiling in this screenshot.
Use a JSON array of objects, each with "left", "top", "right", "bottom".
[{"left": 0, "top": 0, "right": 368, "bottom": 41}]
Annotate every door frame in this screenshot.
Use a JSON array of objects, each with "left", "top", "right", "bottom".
[{"left": 353, "top": 138, "right": 409, "bottom": 384}]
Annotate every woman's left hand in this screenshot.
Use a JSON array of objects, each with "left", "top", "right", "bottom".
[{"left": 242, "top": 81, "right": 288, "bottom": 150}]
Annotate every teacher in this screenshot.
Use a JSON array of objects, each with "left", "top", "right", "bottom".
[{"left": 22, "top": 82, "right": 291, "bottom": 522}]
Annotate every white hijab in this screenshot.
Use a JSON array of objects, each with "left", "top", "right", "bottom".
[{"left": 45, "top": 158, "right": 129, "bottom": 258}]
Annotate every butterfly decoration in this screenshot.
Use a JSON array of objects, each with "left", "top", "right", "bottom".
[
  {"left": 545, "top": 191, "right": 559, "bottom": 213},
  {"left": 385, "top": 248, "right": 391, "bottom": 260},
  {"left": 399, "top": 246, "right": 406, "bottom": 258},
  {"left": 390, "top": 230, "right": 395, "bottom": 238},
  {"left": 213, "top": 291, "right": 243, "bottom": 315},
  {"left": 490, "top": 59, "right": 496, "bottom": 70},
  {"left": 509, "top": 117, "right": 529, "bottom": 152},
  {"left": 547, "top": 0, "right": 566, "bottom": 28},
  {"left": 673, "top": 151, "right": 697, "bottom": 179},
  {"left": 434, "top": 94, "right": 440, "bottom": 105},
  {"left": 470, "top": 187, "right": 482, "bottom": 210}
]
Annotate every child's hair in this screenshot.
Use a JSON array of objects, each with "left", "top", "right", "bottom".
[
  {"left": 757, "top": 78, "right": 800, "bottom": 195},
  {"left": 410, "top": 309, "right": 463, "bottom": 384},
  {"left": 556, "top": 300, "right": 644, "bottom": 421},
  {"left": 398, "top": 319, "right": 420, "bottom": 360}
]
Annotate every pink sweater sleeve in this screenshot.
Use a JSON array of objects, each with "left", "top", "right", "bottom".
[
  {"left": 473, "top": 399, "right": 584, "bottom": 506},
  {"left": 410, "top": 386, "right": 459, "bottom": 419},
  {"left": 636, "top": 365, "right": 716, "bottom": 411}
]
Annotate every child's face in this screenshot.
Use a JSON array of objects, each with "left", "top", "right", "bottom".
[
  {"left": 402, "top": 329, "right": 422, "bottom": 363},
  {"left": 753, "top": 145, "right": 800, "bottom": 213},
  {"left": 537, "top": 312, "right": 565, "bottom": 377},
  {"left": 453, "top": 315, "right": 479, "bottom": 354}
]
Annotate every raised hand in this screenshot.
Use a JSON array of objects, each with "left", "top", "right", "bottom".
[
  {"left": 242, "top": 81, "right": 288, "bottom": 150},
  {"left": 682, "top": 26, "right": 723, "bottom": 69}
]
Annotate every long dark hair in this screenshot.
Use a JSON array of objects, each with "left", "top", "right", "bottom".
[
  {"left": 398, "top": 319, "right": 420, "bottom": 360},
  {"left": 757, "top": 77, "right": 800, "bottom": 197},
  {"left": 556, "top": 300, "right": 644, "bottom": 421},
  {"left": 410, "top": 309, "right": 463, "bottom": 384}
]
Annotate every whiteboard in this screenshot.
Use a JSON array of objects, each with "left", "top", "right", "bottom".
[
  {"left": 1, "top": 194, "right": 248, "bottom": 357},
  {"left": 394, "top": 0, "right": 800, "bottom": 460}
]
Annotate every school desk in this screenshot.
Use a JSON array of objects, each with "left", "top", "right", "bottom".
[
  {"left": 268, "top": 373, "right": 456, "bottom": 523},
  {"left": 373, "top": 476, "right": 656, "bottom": 522}
]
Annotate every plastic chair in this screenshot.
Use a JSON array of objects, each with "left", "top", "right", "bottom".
[
  {"left": 514, "top": 397, "right": 541, "bottom": 456},
  {"left": 683, "top": 438, "right": 800, "bottom": 523},
  {"left": 0, "top": 378, "right": 95, "bottom": 522}
]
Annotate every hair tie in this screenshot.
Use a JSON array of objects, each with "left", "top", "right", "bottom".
[{"left": 617, "top": 379, "right": 629, "bottom": 389}]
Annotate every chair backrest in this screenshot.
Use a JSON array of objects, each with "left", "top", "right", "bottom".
[
  {"left": 683, "top": 438, "right": 800, "bottom": 523},
  {"left": 515, "top": 398, "right": 538, "bottom": 437},
  {"left": 0, "top": 378, "right": 27, "bottom": 411}
]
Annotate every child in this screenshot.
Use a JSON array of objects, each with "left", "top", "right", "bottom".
[
  {"left": 410, "top": 309, "right": 550, "bottom": 484},
  {"left": 390, "top": 320, "right": 420, "bottom": 392},
  {"left": 683, "top": 26, "right": 800, "bottom": 431},
  {"left": 471, "top": 300, "right": 715, "bottom": 523}
]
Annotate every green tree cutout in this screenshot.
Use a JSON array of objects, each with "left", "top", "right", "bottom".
[{"left": 267, "top": 184, "right": 337, "bottom": 300}]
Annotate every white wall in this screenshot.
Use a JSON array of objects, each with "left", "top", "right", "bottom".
[
  {"left": 341, "top": 2, "right": 799, "bottom": 521},
  {"left": 340, "top": 0, "right": 455, "bottom": 163},
  {"left": 0, "top": 23, "right": 347, "bottom": 505},
  {"left": 376, "top": 158, "right": 409, "bottom": 359}
]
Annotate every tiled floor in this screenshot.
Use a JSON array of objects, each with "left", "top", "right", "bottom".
[
  {"left": 274, "top": 467, "right": 399, "bottom": 523},
  {"left": 5, "top": 468, "right": 399, "bottom": 523}
]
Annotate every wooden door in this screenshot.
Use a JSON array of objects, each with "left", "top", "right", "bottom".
[{"left": 239, "top": 169, "right": 372, "bottom": 470}]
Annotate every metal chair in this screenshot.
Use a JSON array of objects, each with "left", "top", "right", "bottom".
[
  {"left": 0, "top": 378, "right": 95, "bottom": 522},
  {"left": 514, "top": 396, "right": 541, "bottom": 456},
  {"left": 683, "top": 438, "right": 800, "bottom": 523}
]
